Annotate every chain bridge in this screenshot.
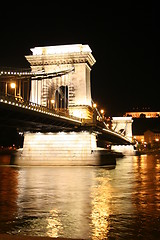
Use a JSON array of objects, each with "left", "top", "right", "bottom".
[{"left": 0, "top": 44, "right": 134, "bottom": 165}]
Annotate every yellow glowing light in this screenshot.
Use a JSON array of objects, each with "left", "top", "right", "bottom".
[
  {"left": 10, "top": 83, "right": 16, "bottom": 89},
  {"left": 51, "top": 99, "right": 55, "bottom": 104},
  {"left": 100, "top": 109, "right": 104, "bottom": 114},
  {"left": 93, "top": 103, "right": 97, "bottom": 108}
]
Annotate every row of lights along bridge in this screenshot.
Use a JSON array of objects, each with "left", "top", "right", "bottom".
[{"left": 3, "top": 81, "right": 106, "bottom": 121}]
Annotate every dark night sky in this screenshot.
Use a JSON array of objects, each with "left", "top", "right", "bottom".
[{"left": 0, "top": 2, "right": 158, "bottom": 116}]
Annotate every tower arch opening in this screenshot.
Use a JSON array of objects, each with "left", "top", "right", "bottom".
[{"left": 55, "top": 85, "right": 68, "bottom": 110}]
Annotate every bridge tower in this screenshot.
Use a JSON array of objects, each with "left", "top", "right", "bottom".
[
  {"left": 111, "top": 117, "right": 133, "bottom": 141},
  {"left": 111, "top": 117, "right": 134, "bottom": 155},
  {"left": 25, "top": 44, "right": 96, "bottom": 119},
  {"left": 8, "top": 44, "right": 133, "bottom": 166}
]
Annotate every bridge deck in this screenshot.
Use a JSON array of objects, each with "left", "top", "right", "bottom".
[
  {"left": 0, "top": 95, "right": 81, "bottom": 131},
  {"left": 0, "top": 95, "right": 132, "bottom": 145}
]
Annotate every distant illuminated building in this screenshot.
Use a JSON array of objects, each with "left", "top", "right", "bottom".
[
  {"left": 127, "top": 110, "right": 160, "bottom": 145},
  {"left": 124, "top": 111, "right": 159, "bottom": 118},
  {"left": 144, "top": 129, "right": 160, "bottom": 144},
  {"left": 133, "top": 135, "right": 144, "bottom": 144}
]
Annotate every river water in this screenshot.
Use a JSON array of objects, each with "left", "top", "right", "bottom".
[{"left": 0, "top": 154, "right": 160, "bottom": 239}]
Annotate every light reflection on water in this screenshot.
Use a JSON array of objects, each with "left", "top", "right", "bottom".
[{"left": 0, "top": 154, "right": 160, "bottom": 239}]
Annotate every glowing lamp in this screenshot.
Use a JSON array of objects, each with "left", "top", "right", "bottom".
[
  {"left": 100, "top": 109, "right": 104, "bottom": 114},
  {"left": 93, "top": 103, "right": 97, "bottom": 108},
  {"left": 11, "top": 83, "right": 16, "bottom": 89}
]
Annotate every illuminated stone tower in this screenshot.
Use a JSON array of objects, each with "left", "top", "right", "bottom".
[
  {"left": 25, "top": 44, "right": 96, "bottom": 119},
  {"left": 111, "top": 117, "right": 134, "bottom": 155},
  {"left": 111, "top": 117, "right": 133, "bottom": 141}
]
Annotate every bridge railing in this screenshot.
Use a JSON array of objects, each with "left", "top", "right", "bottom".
[
  {"left": 0, "top": 67, "right": 31, "bottom": 76},
  {"left": 0, "top": 94, "right": 82, "bottom": 123}
]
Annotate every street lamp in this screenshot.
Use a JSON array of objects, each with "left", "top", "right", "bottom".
[
  {"left": 93, "top": 103, "right": 97, "bottom": 108},
  {"left": 10, "top": 82, "right": 16, "bottom": 97},
  {"left": 100, "top": 109, "right": 104, "bottom": 114},
  {"left": 10, "top": 83, "right": 16, "bottom": 89},
  {"left": 100, "top": 109, "right": 105, "bottom": 121},
  {"left": 51, "top": 99, "right": 55, "bottom": 109},
  {"left": 93, "top": 103, "right": 97, "bottom": 123}
]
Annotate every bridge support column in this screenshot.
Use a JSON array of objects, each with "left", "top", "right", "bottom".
[
  {"left": 111, "top": 145, "right": 135, "bottom": 155},
  {"left": 13, "top": 131, "right": 116, "bottom": 166}
]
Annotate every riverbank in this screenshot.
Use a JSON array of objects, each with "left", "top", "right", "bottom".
[
  {"left": 0, "top": 234, "right": 84, "bottom": 240},
  {"left": 135, "top": 148, "right": 160, "bottom": 156},
  {"left": 0, "top": 148, "right": 16, "bottom": 156}
]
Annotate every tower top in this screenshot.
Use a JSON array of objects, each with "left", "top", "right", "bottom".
[
  {"left": 31, "top": 44, "right": 92, "bottom": 55},
  {"left": 27, "top": 44, "right": 96, "bottom": 67}
]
